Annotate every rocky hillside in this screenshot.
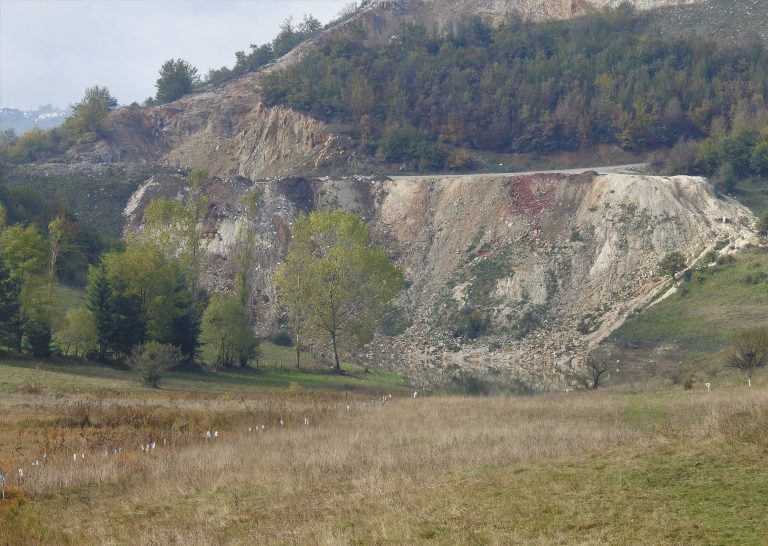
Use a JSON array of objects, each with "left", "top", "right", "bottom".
[
  {"left": 124, "top": 168, "right": 757, "bottom": 390},
  {"left": 354, "top": 0, "right": 705, "bottom": 35}
]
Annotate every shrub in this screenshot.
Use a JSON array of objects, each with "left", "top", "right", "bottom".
[
  {"left": 127, "top": 341, "right": 181, "bottom": 387},
  {"left": 726, "top": 327, "right": 768, "bottom": 378},
  {"left": 270, "top": 329, "right": 294, "bottom": 347}
]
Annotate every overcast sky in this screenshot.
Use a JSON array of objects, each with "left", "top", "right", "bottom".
[{"left": 0, "top": 0, "right": 352, "bottom": 110}]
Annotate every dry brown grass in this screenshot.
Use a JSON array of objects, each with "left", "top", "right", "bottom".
[{"left": 2, "top": 386, "right": 768, "bottom": 544}]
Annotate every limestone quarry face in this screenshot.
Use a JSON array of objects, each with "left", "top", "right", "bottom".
[{"left": 124, "top": 170, "right": 757, "bottom": 391}]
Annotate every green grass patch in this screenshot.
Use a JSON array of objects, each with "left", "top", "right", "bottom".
[
  {"left": 0, "top": 345, "right": 409, "bottom": 397},
  {"left": 409, "top": 444, "right": 768, "bottom": 545},
  {"left": 734, "top": 178, "right": 768, "bottom": 218},
  {"left": 609, "top": 248, "right": 768, "bottom": 368}
]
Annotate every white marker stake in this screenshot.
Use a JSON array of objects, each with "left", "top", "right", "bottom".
[
  {"left": 748, "top": 378, "right": 752, "bottom": 388},
  {"left": 0, "top": 474, "right": 5, "bottom": 500},
  {"left": 705, "top": 382, "right": 711, "bottom": 392}
]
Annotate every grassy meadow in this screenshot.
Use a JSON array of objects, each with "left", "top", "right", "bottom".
[
  {"left": 2, "top": 350, "right": 768, "bottom": 545},
  {"left": 609, "top": 247, "right": 768, "bottom": 376}
]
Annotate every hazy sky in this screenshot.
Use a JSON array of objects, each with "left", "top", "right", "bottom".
[{"left": 0, "top": 0, "right": 352, "bottom": 110}]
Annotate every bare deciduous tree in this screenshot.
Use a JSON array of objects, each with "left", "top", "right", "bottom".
[
  {"left": 726, "top": 328, "right": 768, "bottom": 378},
  {"left": 573, "top": 353, "right": 610, "bottom": 390}
]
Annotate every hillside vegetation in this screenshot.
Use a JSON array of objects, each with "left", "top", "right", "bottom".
[
  {"left": 262, "top": 6, "right": 768, "bottom": 174},
  {"left": 608, "top": 246, "right": 768, "bottom": 373}
]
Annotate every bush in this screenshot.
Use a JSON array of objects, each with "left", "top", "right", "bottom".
[
  {"left": 378, "top": 125, "right": 427, "bottom": 163},
  {"left": 127, "top": 341, "right": 181, "bottom": 387},
  {"left": 270, "top": 330, "right": 294, "bottom": 347}
]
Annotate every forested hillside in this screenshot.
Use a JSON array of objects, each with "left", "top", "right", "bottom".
[{"left": 262, "top": 6, "right": 768, "bottom": 176}]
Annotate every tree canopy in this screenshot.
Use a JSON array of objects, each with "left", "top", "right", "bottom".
[
  {"left": 659, "top": 251, "right": 687, "bottom": 280},
  {"left": 155, "top": 58, "right": 199, "bottom": 103},
  {"left": 261, "top": 7, "right": 768, "bottom": 171},
  {"left": 275, "top": 210, "right": 403, "bottom": 371},
  {"left": 201, "top": 294, "right": 258, "bottom": 368},
  {"left": 63, "top": 86, "right": 118, "bottom": 137}
]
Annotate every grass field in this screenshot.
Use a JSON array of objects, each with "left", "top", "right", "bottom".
[
  {"left": 0, "top": 343, "right": 410, "bottom": 397},
  {"left": 2, "top": 353, "right": 768, "bottom": 545}
]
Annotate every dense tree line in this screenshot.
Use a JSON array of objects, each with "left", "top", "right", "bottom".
[
  {"left": 261, "top": 6, "right": 768, "bottom": 171},
  {"left": 654, "top": 125, "right": 768, "bottom": 192},
  {"left": 204, "top": 15, "right": 324, "bottom": 87},
  {"left": 0, "top": 170, "right": 262, "bottom": 373}
]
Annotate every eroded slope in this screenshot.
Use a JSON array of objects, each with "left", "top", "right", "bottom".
[{"left": 125, "top": 170, "right": 756, "bottom": 390}]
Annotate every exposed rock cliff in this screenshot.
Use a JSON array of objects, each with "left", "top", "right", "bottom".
[{"left": 124, "top": 168, "right": 757, "bottom": 390}]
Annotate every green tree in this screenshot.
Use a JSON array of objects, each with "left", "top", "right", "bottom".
[
  {"left": 64, "top": 85, "right": 117, "bottom": 137},
  {"left": 274, "top": 235, "right": 309, "bottom": 368},
  {"left": 757, "top": 211, "right": 768, "bottom": 238},
  {"left": 86, "top": 244, "right": 198, "bottom": 360},
  {"left": 234, "top": 190, "right": 259, "bottom": 306},
  {"left": 155, "top": 58, "right": 199, "bottom": 103},
  {"left": 23, "top": 318, "right": 52, "bottom": 357},
  {"left": 54, "top": 307, "right": 97, "bottom": 357},
  {"left": 0, "top": 255, "right": 22, "bottom": 350},
  {"left": 0, "top": 224, "right": 49, "bottom": 325},
  {"left": 201, "top": 294, "right": 258, "bottom": 368},
  {"left": 275, "top": 210, "right": 403, "bottom": 372},
  {"left": 127, "top": 341, "right": 181, "bottom": 387},
  {"left": 141, "top": 169, "right": 208, "bottom": 295},
  {"left": 658, "top": 251, "right": 687, "bottom": 280}
]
